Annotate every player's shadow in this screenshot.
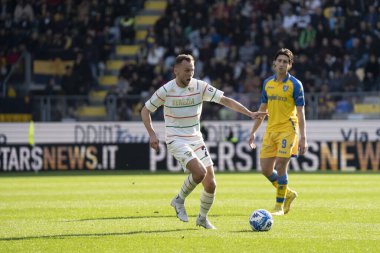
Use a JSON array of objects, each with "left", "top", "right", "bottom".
[
  {"left": 231, "top": 229, "right": 274, "bottom": 234},
  {"left": 66, "top": 214, "right": 224, "bottom": 222},
  {"left": 66, "top": 215, "right": 174, "bottom": 222},
  {"left": 0, "top": 229, "right": 198, "bottom": 241},
  {"left": 231, "top": 229, "right": 257, "bottom": 233}
]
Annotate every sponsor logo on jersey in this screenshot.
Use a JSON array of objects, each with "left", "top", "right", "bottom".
[
  {"left": 172, "top": 98, "right": 195, "bottom": 106},
  {"left": 267, "top": 95, "right": 288, "bottom": 101}
]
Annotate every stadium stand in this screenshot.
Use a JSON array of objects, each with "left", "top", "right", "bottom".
[{"left": 0, "top": 0, "right": 379, "bottom": 122}]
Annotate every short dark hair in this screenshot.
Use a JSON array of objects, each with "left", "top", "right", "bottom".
[
  {"left": 175, "top": 54, "right": 194, "bottom": 65},
  {"left": 274, "top": 48, "right": 294, "bottom": 63}
]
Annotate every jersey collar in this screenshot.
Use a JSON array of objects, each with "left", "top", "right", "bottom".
[{"left": 274, "top": 73, "right": 290, "bottom": 83}]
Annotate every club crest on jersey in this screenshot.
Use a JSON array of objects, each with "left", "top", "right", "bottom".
[
  {"left": 188, "top": 87, "right": 194, "bottom": 92},
  {"left": 184, "top": 151, "right": 192, "bottom": 157},
  {"left": 283, "top": 85, "right": 289, "bottom": 92}
]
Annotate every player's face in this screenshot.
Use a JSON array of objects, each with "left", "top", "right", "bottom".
[
  {"left": 273, "top": 55, "right": 292, "bottom": 75},
  {"left": 174, "top": 60, "right": 195, "bottom": 87}
]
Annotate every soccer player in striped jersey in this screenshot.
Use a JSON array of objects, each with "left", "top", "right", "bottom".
[
  {"left": 249, "top": 48, "right": 308, "bottom": 216},
  {"left": 141, "top": 54, "right": 267, "bottom": 229}
]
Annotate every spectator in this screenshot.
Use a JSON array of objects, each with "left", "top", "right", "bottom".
[
  {"left": 364, "top": 54, "right": 380, "bottom": 91},
  {"left": 282, "top": 10, "right": 298, "bottom": 30},
  {"left": 119, "top": 16, "right": 135, "bottom": 44},
  {"left": 60, "top": 65, "right": 75, "bottom": 95},
  {"left": 71, "top": 52, "right": 92, "bottom": 94},
  {"left": 2, "top": 0, "right": 380, "bottom": 122},
  {"left": 43, "top": 77, "right": 57, "bottom": 96},
  {"left": 238, "top": 40, "right": 257, "bottom": 63},
  {"left": 14, "top": 0, "right": 34, "bottom": 23}
]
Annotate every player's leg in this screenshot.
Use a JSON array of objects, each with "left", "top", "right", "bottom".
[
  {"left": 260, "top": 157, "right": 277, "bottom": 185},
  {"left": 168, "top": 141, "right": 206, "bottom": 222},
  {"left": 283, "top": 134, "right": 300, "bottom": 214},
  {"left": 171, "top": 158, "right": 206, "bottom": 222},
  {"left": 179, "top": 158, "right": 207, "bottom": 199},
  {"left": 261, "top": 157, "right": 297, "bottom": 214},
  {"left": 188, "top": 141, "right": 217, "bottom": 229},
  {"left": 271, "top": 132, "right": 297, "bottom": 215},
  {"left": 260, "top": 132, "right": 277, "bottom": 184},
  {"left": 196, "top": 165, "right": 216, "bottom": 229},
  {"left": 260, "top": 132, "right": 283, "bottom": 213},
  {"left": 272, "top": 157, "right": 290, "bottom": 215}
]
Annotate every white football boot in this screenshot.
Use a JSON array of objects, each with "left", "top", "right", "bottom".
[
  {"left": 271, "top": 204, "right": 285, "bottom": 216},
  {"left": 170, "top": 195, "right": 188, "bottom": 222},
  {"left": 196, "top": 214, "right": 216, "bottom": 229}
]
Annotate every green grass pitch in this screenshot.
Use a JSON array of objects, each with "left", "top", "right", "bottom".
[{"left": 0, "top": 172, "right": 379, "bottom": 253}]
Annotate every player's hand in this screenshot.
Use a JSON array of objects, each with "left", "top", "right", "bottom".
[
  {"left": 150, "top": 134, "right": 160, "bottom": 152},
  {"left": 249, "top": 133, "right": 257, "bottom": 149},
  {"left": 299, "top": 137, "right": 308, "bottom": 155},
  {"left": 250, "top": 111, "right": 268, "bottom": 120}
]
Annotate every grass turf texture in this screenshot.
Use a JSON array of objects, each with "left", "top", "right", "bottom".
[{"left": 0, "top": 172, "right": 379, "bottom": 253}]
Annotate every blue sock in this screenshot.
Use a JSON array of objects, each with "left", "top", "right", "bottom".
[{"left": 266, "top": 171, "right": 278, "bottom": 183}]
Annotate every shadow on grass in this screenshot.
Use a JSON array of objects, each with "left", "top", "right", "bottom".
[
  {"left": 231, "top": 229, "right": 257, "bottom": 233},
  {"left": 65, "top": 214, "right": 226, "bottom": 222},
  {"left": 0, "top": 228, "right": 198, "bottom": 241},
  {"left": 65, "top": 215, "right": 178, "bottom": 222}
]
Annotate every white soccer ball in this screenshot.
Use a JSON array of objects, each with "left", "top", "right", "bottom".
[{"left": 249, "top": 209, "right": 273, "bottom": 231}]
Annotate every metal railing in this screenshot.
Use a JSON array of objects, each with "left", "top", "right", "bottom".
[{"left": 1, "top": 51, "right": 30, "bottom": 98}]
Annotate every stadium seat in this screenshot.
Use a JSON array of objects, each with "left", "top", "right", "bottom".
[
  {"left": 135, "top": 15, "right": 160, "bottom": 26},
  {"left": 99, "top": 75, "right": 118, "bottom": 86},
  {"left": 106, "top": 60, "right": 126, "bottom": 71},
  {"left": 136, "top": 30, "right": 148, "bottom": 41},
  {"left": 33, "top": 60, "right": 74, "bottom": 75},
  {"left": 76, "top": 105, "right": 106, "bottom": 118},
  {"left": 115, "top": 45, "right": 140, "bottom": 56},
  {"left": 354, "top": 104, "right": 380, "bottom": 114},
  {"left": 89, "top": 90, "right": 108, "bottom": 103},
  {"left": 144, "top": 1, "right": 167, "bottom": 11}
]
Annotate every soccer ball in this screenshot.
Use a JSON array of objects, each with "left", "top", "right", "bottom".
[{"left": 249, "top": 209, "right": 273, "bottom": 231}]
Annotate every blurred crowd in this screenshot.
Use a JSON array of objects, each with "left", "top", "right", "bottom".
[
  {"left": 0, "top": 0, "right": 144, "bottom": 93},
  {"left": 115, "top": 0, "right": 380, "bottom": 120},
  {"left": 1, "top": 0, "right": 379, "bottom": 121}
]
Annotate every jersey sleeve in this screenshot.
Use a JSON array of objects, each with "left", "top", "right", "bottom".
[
  {"left": 293, "top": 81, "right": 305, "bottom": 106},
  {"left": 145, "top": 85, "right": 167, "bottom": 112},
  {"left": 260, "top": 81, "right": 268, "bottom": 104},
  {"left": 201, "top": 81, "right": 224, "bottom": 103}
]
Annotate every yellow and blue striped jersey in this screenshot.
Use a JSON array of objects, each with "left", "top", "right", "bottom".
[{"left": 261, "top": 73, "right": 305, "bottom": 133}]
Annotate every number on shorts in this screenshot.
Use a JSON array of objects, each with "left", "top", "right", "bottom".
[
  {"left": 281, "top": 139, "right": 287, "bottom": 148},
  {"left": 201, "top": 146, "right": 209, "bottom": 157}
]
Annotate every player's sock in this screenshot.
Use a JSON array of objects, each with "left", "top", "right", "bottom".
[
  {"left": 276, "top": 174, "right": 288, "bottom": 207},
  {"left": 267, "top": 171, "right": 295, "bottom": 198},
  {"left": 178, "top": 174, "right": 198, "bottom": 200},
  {"left": 199, "top": 190, "right": 215, "bottom": 218},
  {"left": 266, "top": 171, "right": 278, "bottom": 188}
]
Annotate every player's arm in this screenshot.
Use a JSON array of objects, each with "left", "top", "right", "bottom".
[
  {"left": 296, "top": 106, "right": 308, "bottom": 155},
  {"left": 141, "top": 106, "right": 159, "bottom": 152},
  {"left": 249, "top": 103, "right": 267, "bottom": 149},
  {"left": 219, "top": 95, "right": 267, "bottom": 119}
]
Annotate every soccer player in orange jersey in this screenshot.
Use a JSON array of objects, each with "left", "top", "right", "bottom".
[{"left": 249, "top": 48, "right": 308, "bottom": 215}]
